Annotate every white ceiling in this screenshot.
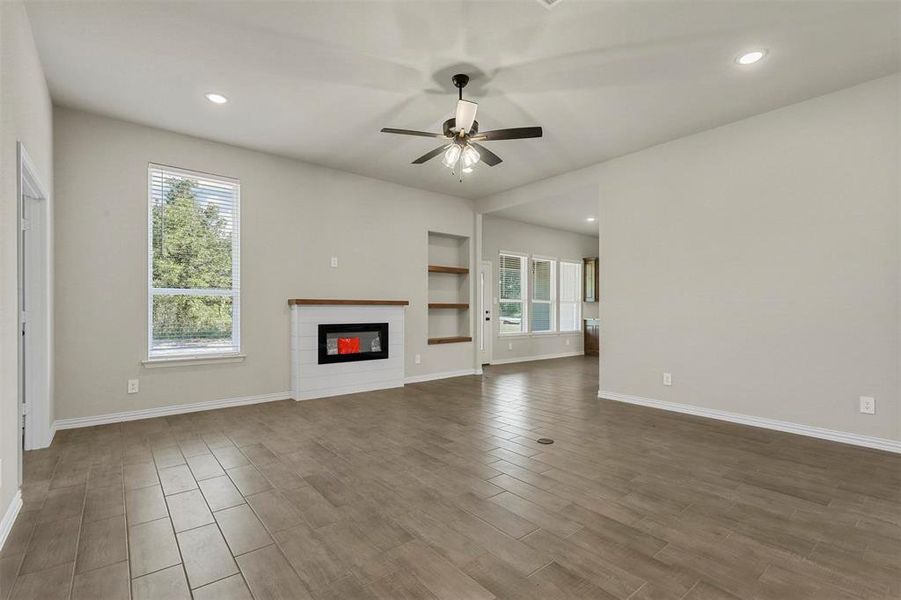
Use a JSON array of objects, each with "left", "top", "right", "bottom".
[
  {"left": 491, "top": 184, "right": 600, "bottom": 236},
  {"left": 26, "top": 1, "right": 900, "bottom": 201}
]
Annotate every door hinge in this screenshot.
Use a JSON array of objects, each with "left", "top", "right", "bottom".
[{"left": 20, "top": 218, "right": 31, "bottom": 231}]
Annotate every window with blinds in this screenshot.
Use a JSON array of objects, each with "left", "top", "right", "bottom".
[
  {"left": 559, "top": 260, "right": 582, "bottom": 332},
  {"left": 499, "top": 253, "right": 527, "bottom": 334},
  {"left": 531, "top": 258, "right": 556, "bottom": 332},
  {"left": 148, "top": 164, "right": 240, "bottom": 358}
]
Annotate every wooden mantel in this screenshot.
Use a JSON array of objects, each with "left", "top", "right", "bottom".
[{"left": 288, "top": 299, "right": 409, "bottom": 306}]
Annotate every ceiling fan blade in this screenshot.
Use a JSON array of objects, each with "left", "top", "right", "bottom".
[
  {"left": 471, "top": 126, "right": 543, "bottom": 141},
  {"left": 411, "top": 145, "right": 449, "bottom": 164},
  {"left": 471, "top": 143, "right": 502, "bottom": 166},
  {"left": 455, "top": 100, "right": 478, "bottom": 134},
  {"left": 380, "top": 128, "right": 446, "bottom": 139}
]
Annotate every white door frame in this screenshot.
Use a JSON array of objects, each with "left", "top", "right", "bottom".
[
  {"left": 479, "top": 260, "right": 493, "bottom": 365},
  {"left": 17, "top": 143, "right": 52, "bottom": 454}
]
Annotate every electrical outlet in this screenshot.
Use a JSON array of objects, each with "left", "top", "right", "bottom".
[
  {"left": 330, "top": 256, "right": 338, "bottom": 268},
  {"left": 128, "top": 379, "right": 139, "bottom": 394},
  {"left": 859, "top": 396, "right": 875, "bottom": 414},
  {"left": 414, "top": 354, "right": 421, "bottom": 364},
  {"left": 663, "top": 372, "right": 672, "bottom": 386},
  {"left": 508, "top": 342, "right": 513, "bottom": 350}
]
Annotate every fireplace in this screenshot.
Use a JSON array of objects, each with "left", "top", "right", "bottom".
[{"left": 318, "top": 323, "right": 389, "bottom": 364}]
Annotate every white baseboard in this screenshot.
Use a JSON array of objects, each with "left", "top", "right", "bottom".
[
  {"left": 600, "top": 390, "right": 901, "bottom": 454},
  {"left": 46, "top": 421, "right": 57, "bottom": 447},
  {"left": 490, "top": 351, "right": 583, "bottom": 365},
  {"left": 404, "top": 369, "right": 480, "bottom": 384},
  {"left": 53, "top": 391, "right": 291, "bottom": 431},
  {"left": 294, "top": 381, "right": 404, "bottom": 401},
  {"left": 0, "top": 491, "right": 23, "bottom": 553}
]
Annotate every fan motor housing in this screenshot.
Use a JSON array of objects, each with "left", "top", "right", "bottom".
[{"left": 443, "top": 118, "right": 479, "bottom": 138}]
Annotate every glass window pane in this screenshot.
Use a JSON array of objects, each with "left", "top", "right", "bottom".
[
  {"left": 151, "top": 174, "right": 234, "bottom": 290},
  {"left": 152, "top": 294, "right": 235, "bottom": 356},
  {"left": 532, "top": 303, "right": 551, "bottom": 332},
  {"left": 560, "top": 262, "right": 579, "bottom": 302},
  {"left": 532, "top": 260, "right": 551, "bottom": 301},
  {"left": 560, "top": 303, "right": 578, "bottom": 331},
  {"left": 499, "top": 301, "right": 523, "bottom": 334},
  {"left": 499, "top": 255, "right": 522, "bottom": 300}
]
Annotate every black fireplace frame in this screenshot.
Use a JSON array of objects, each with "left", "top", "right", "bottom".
[{"left": 317, "top": 322, "right": 389, "bottom": 364}]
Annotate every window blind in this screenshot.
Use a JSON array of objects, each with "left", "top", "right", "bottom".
[
  {"left": 531, "top": 258, "right": 555, "bottom": 332},
  {"left": 559, "top": 261, "right": 582, "bottom": 332},
  {"left": 148, "top": 164, "right": 240, "bottom": 358},
  {"left": 499, "top": 253, "right": 527, "bottom": 334}
]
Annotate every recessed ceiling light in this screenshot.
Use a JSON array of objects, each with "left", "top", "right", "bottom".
[
  {"left": 205, "top": 93, "right": 228, "bottom": 104},
  {"left": 736, "top": 50, "right": 766, "bottom": 65},
  {"left": 586, "top": 217, "right": 596, "bottom": 222}
]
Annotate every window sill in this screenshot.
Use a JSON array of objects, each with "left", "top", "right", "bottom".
[
  {"left": 142, "top": 353, "right": 246, "bottom": 368},
  {"left": 498, "top": 331, "right": 582, "bottom": 338}
]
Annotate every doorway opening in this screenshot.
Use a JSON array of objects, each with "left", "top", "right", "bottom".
[{"left": 17, "top": 143, "right": 51, "bottom": 468}]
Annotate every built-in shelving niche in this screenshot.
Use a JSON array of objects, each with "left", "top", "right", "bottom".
[{"left": 427, "top": 231, "right": 471, "bottom": 344}]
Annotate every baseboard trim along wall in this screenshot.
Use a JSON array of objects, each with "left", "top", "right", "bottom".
[
  {"left": 404, "top": 369, "right": 481, "bottom": 384},
  {"left": 294, "top": 382, "right": 404, "bottom": 401},
  {"left": 600, "top": 390, "right": 901, "bottom": 454},
  {"left": 53, "top": 391, "right": 292, "bottom": 431},
  {"left": 0, "top": 491, "right": 23, "bottom": 553},
  {"left": 490, "top": 351, "right": 583, "bottom": 365}
]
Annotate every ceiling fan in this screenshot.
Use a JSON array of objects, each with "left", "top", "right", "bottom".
[{"left": 380, "top": 74, "right": 542, "bottom": 178}]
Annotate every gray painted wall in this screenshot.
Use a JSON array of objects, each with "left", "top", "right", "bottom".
[
  {"left": 0, "top": 1, "right": 54, "bottom": 528},
  {"left": 481, "top": 75, "right": 900, "bottom": 442},
  {"left": 53, "top": 107, "right": 476, "bottom": 421}
]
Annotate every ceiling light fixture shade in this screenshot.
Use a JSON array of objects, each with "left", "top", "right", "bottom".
[
  {"left": 442, "top": 144, "right": 462, "bottom": 168},
  {"left": 205, "top": 92, "right": 228, "bottom": 104},
  {"left": 736, "top": 50, "right": 766, "bottom": 65},
  {"left": 461, "top": 144, "right": 480, "bottom": 169},
  {"left": 455, "top": 100, "right": 478, "bottom": 134}
]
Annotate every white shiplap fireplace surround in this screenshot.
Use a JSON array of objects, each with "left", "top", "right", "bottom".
[{"left": 289, "top": 299, "right": 408, "bottom": 401}]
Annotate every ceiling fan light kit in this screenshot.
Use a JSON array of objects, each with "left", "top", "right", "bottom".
[{"left": 380, "top": 73, "right": 543, "bottom": 181}]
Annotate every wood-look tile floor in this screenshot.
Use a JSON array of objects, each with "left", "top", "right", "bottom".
[{"left": 3, "top": 356, "right": 900, "bottom": 599}]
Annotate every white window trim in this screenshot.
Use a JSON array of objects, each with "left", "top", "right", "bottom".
[
  {"left": 146, "top": 164, "right": 242, "bottom": 362},
  {"left": 530, "top": 255, "right": 557, "bottom": 333},
  {"left": 141, "top": 353, "right": 246, "bottom": 368},
  {"left": 498, "top": 251, "right": 529, "bottom": 337},
  {"left": 495, "top": 253, "right": 587, "bottom": 338},
  {"left": 559, "top": 258, "right": 583, "bottom": 333}
]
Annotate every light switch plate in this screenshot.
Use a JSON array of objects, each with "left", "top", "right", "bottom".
[
  {"left": 330, "top": 256, "right": 338, "bottom": 268},
  {"left": 663, "top": 372, "right": 672, "bottom": 386}
]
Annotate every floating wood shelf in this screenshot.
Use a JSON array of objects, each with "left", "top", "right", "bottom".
[
  {"left": 288, "top": 299, "right": 409, "bottom": 306},
  {"left": 428, "top": 303, "right": 469, "bottom": 310},
  {"left": 428, "top": 336, "right": 473, "bottom": 345},
  {"left": 428, "top": 265, "right": 469, "bottom": 274}
]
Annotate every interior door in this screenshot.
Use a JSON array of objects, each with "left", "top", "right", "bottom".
[
  {"left": 19, "top": 195, "right": 30, "bottom": 452},
  {"left": 479, "top": 260, "right": 492, "bottom": 365}
]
